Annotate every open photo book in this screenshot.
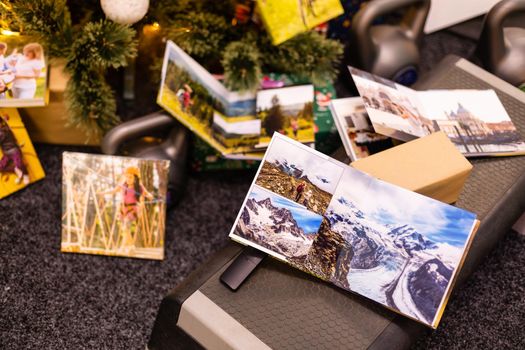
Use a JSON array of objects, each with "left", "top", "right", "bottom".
[
  {"left": 157, "top": 41, "right": 315, "bottom": 159},
  {"left": 348, "top": 66, "right": 525, "bottom": 157},
  {"left": 229, "top": 133, "right": 479, "bottom": 328}
]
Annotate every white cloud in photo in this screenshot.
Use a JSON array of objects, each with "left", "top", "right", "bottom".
[
  {"left": 417, "top": 90, "right": 511, "bottom": 123},
  {"left": 256, "top": 85, "right": 314, "bottom": 110},
  {"left": 265, "top": 135, "right": 345, "bottom": 194},
  {"left": 331, "top": 168, "right": 456, "bottom": 240}
]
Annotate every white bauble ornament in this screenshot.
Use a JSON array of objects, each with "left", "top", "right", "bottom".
[{"left": 101, "top": 0, "right": 149, "bottom": 25}]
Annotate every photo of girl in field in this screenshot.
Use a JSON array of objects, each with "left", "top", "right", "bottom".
[
  {"left": 61, "top": 153, "right": 170, "bottom": 260},
  {"left": 0, "top": 36, "right": 47, "bottom": 107}
]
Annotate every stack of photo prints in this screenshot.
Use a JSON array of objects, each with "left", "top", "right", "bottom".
[
  {"left": 335, "top": 66, "right": 525, "bottom": 158},
  {"left": 157, "top": 41, "right": 316, "bottom": 161},
  {"left": 0, "top": 35, "right": 48, "bottom": 199},
  {"left": 230, "top": 133, "right": 480, "bottom": 328},
  {"left": 61, "top": 153, "right": 170, "bottom": 260}
]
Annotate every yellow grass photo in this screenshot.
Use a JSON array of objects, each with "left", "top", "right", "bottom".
[
  {"left": 61, "top": 152, "right": 170, "bottom": 260},
  {"left": 157, "top": 41, "right": 258, "bottom": 156},
  {"left": 0, "top": 108, "right": 45, "bottom": 199}
]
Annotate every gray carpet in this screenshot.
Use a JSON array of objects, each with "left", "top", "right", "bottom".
[
  {"left": 2, "top": 29, "right": 524, "bottom": 349},
  {"left": 0, "top": 144, "right": 253, "bottom": 349}
]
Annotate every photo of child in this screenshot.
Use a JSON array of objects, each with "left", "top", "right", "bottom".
[
  {"left": 61, "top": 153, "right": 170, "bottom": 260},
  {"left": 0, "top": 36, "right": 47, "bottom": 107},
  {"left": 98, "top": 166, "right": 154, "bottom": 254}
]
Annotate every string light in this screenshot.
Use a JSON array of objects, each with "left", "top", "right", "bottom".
[{"left": 0, "top": 28, "right": 20, "bottom": 36}]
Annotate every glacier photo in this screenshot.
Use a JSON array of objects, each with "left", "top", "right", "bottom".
[{"left": 325, "top": 167, "right": 477, "bottom": 326}]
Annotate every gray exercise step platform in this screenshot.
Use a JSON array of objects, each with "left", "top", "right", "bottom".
[{"left": 148, "top": 56, "right": 525, "bottom": 350}]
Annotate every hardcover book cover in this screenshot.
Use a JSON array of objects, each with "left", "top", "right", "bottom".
[
  {"left": 0, "top": 108, "right": 45, "bottom": 199},
  {"left": 349, "top": 66, "right": 525, "bottom": 157},
  {"left": 256, "top": 0, "right": 344, "bottom": 45},
  {"left": 229, "top": 133, "right": 479, "bottom": 328}
]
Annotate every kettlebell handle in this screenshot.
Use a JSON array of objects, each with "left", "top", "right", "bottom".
[
  {"left": 101, "top": 111, "right": 177, "bottom": 155},
  {"left": 352, "top": 0, "right": 430, "bottom": 68},
  {"left": 480, "top": 0, "right": 525, "bottom": 66}
]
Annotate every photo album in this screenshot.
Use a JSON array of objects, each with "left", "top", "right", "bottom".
[
  {"left": 330, "top": 97, "right": 393, "bottom": 161},
  {"left": 349, "top": 66, "right": 525, "bottom": 157},
  {"left": 0, "top": 35, "right": 48, "bottom": 107},
  {"left": 61, "top": 152, "right": 170, "bottom": 260},
  {"left": 0, "top": 108, "right": 45, "bottom": 199},
  {"left": 229, "top": 133, "right": 479, "bottom": 328},
  {"left": 157, "top": 40, "right": 315, "bottom": 159}
]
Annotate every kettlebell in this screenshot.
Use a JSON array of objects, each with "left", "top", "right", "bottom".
[
  {"left": 101, "top": 111, "right": 189, "bottom": 205},
  {"left": 477, "top": 0, "right": 525, "bottom": 89},
  {"left": 348, "top": 0, "right": 430, "bottom": 85}
]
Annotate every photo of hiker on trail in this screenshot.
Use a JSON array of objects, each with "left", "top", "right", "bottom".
[{"left": 61, "top": 152, "right": 170, "bottom": 260}]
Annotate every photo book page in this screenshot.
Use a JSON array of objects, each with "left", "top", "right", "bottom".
[
  {"left": 157, "top": 40, "right": 316, "bottom": 159},
  {"left": 349, "top": 66, "right": 525, "bottom": 157},
  {"left": 61, "top": 152, "right": 170, "bottom": 260},
  {"left": 229, "top": 133, "right": 479, "bottom": 328},
  {"left": 330, "top": 97, "right": 393, "bottom": 161}
]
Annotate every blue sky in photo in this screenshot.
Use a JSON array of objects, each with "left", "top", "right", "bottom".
[
  {"left": 330, "top": 168, "right": 477, "bottom": 247},
  {"left": 250, "top": 186, "right": 323, "bottom": 235},
  {"left": 265, "top": 136, "right": 345, "bottom": 194}
]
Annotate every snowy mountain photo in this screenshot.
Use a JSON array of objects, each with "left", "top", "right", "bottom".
[
  {"left": 325, "top": 167, "right": 477, "bottom": 327},
  {"left": 229, "top": 134, "right": 477, "bottom": 328},
  {"left": 234, "top": 185, "right": 323, "bottom": 260}
]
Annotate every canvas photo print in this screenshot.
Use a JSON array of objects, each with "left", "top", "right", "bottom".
[
  {"left": 0, "top": 108, "right": 45, "bottom": 199},
  {"left": 61, "top": 152, "right": 170, "bottom": 260},
  {"left": 256, "top": 85, "right": 315, "bottom": 149},
  {"left": 330, "top": 97, "right": 392, "bottom": 161},
  {"left": 229, "top": 133, "right": 479, "bottom": 328},
  {"left": 0, "top": 35, "right": 48, "bottom": 107},
  {"left": 349, "top": 66, "right": 525, "bottom": 157}
]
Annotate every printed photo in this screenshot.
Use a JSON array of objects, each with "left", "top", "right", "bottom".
[
  {"left": 234, "top": 185, "right": 324, "bottom": 260},
  {"left": 349, "top": 66, "right": 525, "bottom": 157},
  {"left": 325, "top": 167, "right": 477, "bottom": 327},
  {"left": 157, "top": 41, "right": 257, "bottom": 156},
  {"left": 349, "top": 66, "right": 430, "bottom": 140},
  {"left": 255, "top": 134, "right": 345, "bottom": 215},
  {"left": 330, "top": 97, "right": 392, "bottom": 161},
  {"left": 417, "top": 89, "right": 525, "bottom": 155},
  {"left": 256, "top": 85, "right": 315, "bottom": 149},
  {"left": 0, "top": 108, "right": 45, "bottom": 199},
  {"left": 0, "top": 35, "right": 48, "bottom": 107},
  {"left": 61, "top": 152, "right": 170, "bottom": 260}
]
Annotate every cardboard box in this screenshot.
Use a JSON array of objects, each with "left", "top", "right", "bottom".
[
  {"left": 19, "top": 62, "right": 100, "bottom": 146},
  {"left": 351, "top": 132, "right": 472, "bottom": 203}
]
